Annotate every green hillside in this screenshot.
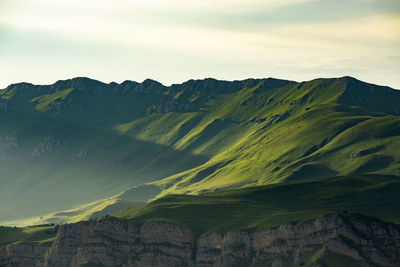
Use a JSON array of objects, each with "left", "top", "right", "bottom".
[
  {"left": 115, "top": 174, "right": 400, "bottom": 233},
  {"left": 0, "top": 225, "right": 57, "bottom": 246},
  {"left": 157, "top": 78, "right": 399, "bottom": 193},
  {"left": 2, "top": 174, "right": 399, "bottom": 251},
  {"left": 0, "top": 76, "right": 399, "bottom": 225}
]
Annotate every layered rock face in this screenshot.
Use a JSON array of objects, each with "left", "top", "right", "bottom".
[
  {"left": 0, "top": 243, "right": 47, "bottom": 267},
  {"left": 1, "top": 213, "right": 399, "bottom": 267}
]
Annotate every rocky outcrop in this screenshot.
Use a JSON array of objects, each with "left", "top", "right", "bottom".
[
  {"left": 146, "top": 99, "right": 196, "bottom": 114},
  {"left": 0, "top": 243, "right": 48, "bottom": 267},
  {"left": 1, "top": 213, "right": 399, "bottom": 267}
]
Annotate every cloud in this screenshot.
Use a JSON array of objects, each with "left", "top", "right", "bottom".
[{"left": 0, "top": 0, "right": 399, "bottom": 89}]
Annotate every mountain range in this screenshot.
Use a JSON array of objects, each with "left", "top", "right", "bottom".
[{"left": 0, "top": 76, "right": 399, "bottom": 227}]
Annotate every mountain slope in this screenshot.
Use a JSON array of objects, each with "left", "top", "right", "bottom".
[
  {"left": 153, "top": 77, "right": 400, "bottom": 196},
  {"left": 0, "top": 76, "right": 399, "bottom": 224},
  {"left": 116, "top": 174, "right": 400, "bottom": 233}
]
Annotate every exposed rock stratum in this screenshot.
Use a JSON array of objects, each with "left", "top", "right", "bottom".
[{"left": 1, "top": 213, "right": 399, "bottom": 267}]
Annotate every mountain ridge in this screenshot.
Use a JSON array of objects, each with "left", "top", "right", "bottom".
[
  {"left": 0, "top": 76, "right": 399, "bottom": 225},
  {"left": 4, "top": 76, "right": 399, "bottom": 96}
]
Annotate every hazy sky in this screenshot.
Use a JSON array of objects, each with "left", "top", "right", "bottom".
[{"left": 0, "top": 0, "right": 399, "bottom": 88}]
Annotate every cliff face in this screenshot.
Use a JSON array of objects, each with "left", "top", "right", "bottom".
[
  {"left": 1, "top": 213, "right": 399, "bottom": 267},
  {"left": 0, "top": 243, "right": 47, "bottom": 267}
]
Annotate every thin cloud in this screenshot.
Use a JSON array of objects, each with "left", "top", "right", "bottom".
[{"left": 0, "top": 0, "right": 399, "bottom": 89}]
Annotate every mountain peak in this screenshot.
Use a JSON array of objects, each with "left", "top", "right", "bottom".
[
  {"left": 4, "top": 82, "right": 34, "bottom": 91},
  {"left": 52, "top": 77, "right": 107, "bottom": 92},
  {"left": 335, "top": 76, "right": 400, "bottom": 115},
  {"left": 141, "top": 78, "right": 163, "bottom": 86}
]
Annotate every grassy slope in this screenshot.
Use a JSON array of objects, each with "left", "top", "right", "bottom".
[
  {"left": 0, "top": 79, "right": 209, "bottom": 222},
  {"left": 153, "top": 78, "right": 400, "bottom": 196},
  {"left": 0, "top": 77, "right": 399, "bottom": 225},
  {"left": 0, "top": 225, "right": 57, "bottom": 246},
  {"left": 115, "top": 174, "right": 400, "bottom": 233},
  {"left": 2, "top": 174, "right": 397, "bottom": 255}
]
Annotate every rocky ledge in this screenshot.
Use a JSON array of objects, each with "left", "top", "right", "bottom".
[{"left": 1, "top": 213, "right": 399, "bottom": 267}]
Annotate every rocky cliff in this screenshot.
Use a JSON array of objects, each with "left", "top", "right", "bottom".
[{"left": 1, "top": 213, "right": 399, "bottom": 267}]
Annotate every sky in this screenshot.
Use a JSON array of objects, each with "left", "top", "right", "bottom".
[{"left": 0, "top": 0, "right": 399, "bottom": 89}]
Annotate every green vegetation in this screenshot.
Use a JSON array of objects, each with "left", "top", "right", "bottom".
[
  {"left": 0, "top": 225, "right": 57, "bottom": 246},
  {"left": 31, "top": 88, "right": 74, "bottom": 112},
  {"left": 115, "top": 174, "right": 400, "bottom": 233},
  {"left": 288, "top": 246, "right": 362, "bottom": 267},
  {"left": 0, "top": 76, "right": 399, "bottom": 225},
  {"left": 153, "top": 79, "right": 400, "bottom": 196}
]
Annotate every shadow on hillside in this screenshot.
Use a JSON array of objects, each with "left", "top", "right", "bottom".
[{"left": 0, "top": 125, "right": 211, "bottom": 223}]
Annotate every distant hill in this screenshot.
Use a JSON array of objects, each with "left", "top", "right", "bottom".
[{"left": 0, "top": 76, "right": 399, "bottom": 225}]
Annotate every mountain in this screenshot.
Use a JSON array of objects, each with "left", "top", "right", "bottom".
[{"left": 0, "top": 76, "right": 399, "bottom": 225}]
